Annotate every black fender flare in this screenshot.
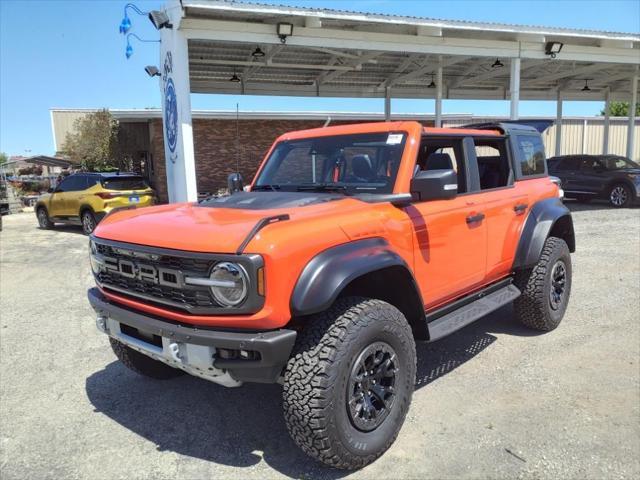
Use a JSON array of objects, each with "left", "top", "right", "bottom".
[
  {"left": 513, "top": 197, "right": 575, "bottom": 270},
  {"left": 291, "top": 238, "right": 420, "bottom": 317}
]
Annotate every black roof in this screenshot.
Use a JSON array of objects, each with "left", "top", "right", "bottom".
[{"left": 459, "top": 120, "right": 553, "bottom": 134}]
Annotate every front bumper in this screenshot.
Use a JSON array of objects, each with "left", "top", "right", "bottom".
[{"left": 88, "top": 288, "right": 296, "bottom": 385}]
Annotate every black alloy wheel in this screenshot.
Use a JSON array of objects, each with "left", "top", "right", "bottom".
[
  {"left": 549, "top": 260, "right": 567, "bottom": 311},
  {"left": 348, "top": 341, "right": 398, "bottom": 432}
]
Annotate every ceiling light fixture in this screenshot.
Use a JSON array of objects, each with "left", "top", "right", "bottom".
[
  {"left": 427, "top": 74, "right": 436, "bottom": 88},
  {"left": 492, "top": 58, "right": 504, "bottom": 68},
  {"left": 252, "top": 46, "right": 265, "bottom": 58},
  {"left": 230, "top": 71, "right": 241, "bottom": 83}
]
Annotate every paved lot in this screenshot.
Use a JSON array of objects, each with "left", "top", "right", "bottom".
[{"left": 1, "top": 202, "right": 639, "bottom": 480}]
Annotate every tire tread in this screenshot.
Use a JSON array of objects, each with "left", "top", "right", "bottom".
[{"left": 283, "top": 297, "right": 415, "bottom": 469}]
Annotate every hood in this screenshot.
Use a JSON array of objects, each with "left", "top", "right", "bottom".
[
  {"left": 620, "top": 167, "right": 640, "bottom": 175},
  {"left": 93, "top": 192, "right": 356, "bottom": 253}
]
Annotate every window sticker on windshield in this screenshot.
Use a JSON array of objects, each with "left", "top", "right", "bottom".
[{"left": 386, "top": 133, "right": 404, "bottom": 145}]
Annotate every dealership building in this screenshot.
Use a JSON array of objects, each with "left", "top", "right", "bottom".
[{"left": 51, "top": 108, "right": 640, "bottom": 202}]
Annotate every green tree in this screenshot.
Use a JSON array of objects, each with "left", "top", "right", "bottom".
[
  {"left": 61, "top": 109, "right": 135, "bottom": 172},
  {"left": 0, "top": 152, "right": 7, "bottom": 166},
  {"left": 600, "top": 101, "right": 640, "bottom": 117}
]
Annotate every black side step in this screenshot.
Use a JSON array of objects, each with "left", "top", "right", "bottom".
[{"left": 427, "top": 284, "right": 521, "bottom": 342}]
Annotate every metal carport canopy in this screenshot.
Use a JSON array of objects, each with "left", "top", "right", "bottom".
[
  {"left": 156, "top": 0, "right": 640, "bottom": 202},
  {"left": 178, "top": 0, "right": 639, "bottom": 100}
]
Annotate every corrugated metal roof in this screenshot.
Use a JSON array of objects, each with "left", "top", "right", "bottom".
[{"left": 183, "top": 0, "right": 640, "bottom": 40}]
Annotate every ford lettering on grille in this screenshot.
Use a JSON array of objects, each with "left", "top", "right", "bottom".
[{"left": 103, "top": 256, "right": 184, "bottom": 288}]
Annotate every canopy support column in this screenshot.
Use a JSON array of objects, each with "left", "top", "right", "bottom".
[
  {"left": 384, "top": 86, "right": 391, "bottom": 121},
  {"left": 626, "top": 75, "right": 638, "bottom": 159},
  {"left": 435, "top": 63, "right": 443, "bottom": 127},
  {"left": 603, "top": 88, "right": 611, "bottom": 154},
  {"left": 159, "top": 16, "right": 198, "bottom": 203},
  {"left": 555, "top": 89, "right": 563, "bottom": 156},
  {"left": 509, "top": 57, "right": 521, "bottom": 120}
]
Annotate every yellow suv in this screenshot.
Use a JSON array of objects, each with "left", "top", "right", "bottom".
[{"left": 35, "top": 172, "right": 155, "bottom": 234}]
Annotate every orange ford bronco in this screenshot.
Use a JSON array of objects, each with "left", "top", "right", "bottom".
[{"left": 88, "top": 121, "right": 575, "bottom": 469}]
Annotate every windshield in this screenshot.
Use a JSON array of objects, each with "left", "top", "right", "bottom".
[
  {"left": 101, "top": 177, "right": 149, "bottom": 191},
  {"left": 592, "top": 157, "right": 639, "bottom": 171},
  {"left": 254, "top": 132, "right": 407, "bottom": 195}
]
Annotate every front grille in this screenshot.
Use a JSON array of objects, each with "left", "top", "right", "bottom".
[
  {"left": 96, "top": 270, "right": 216, "bottom": 309},
  {"left": 92, "top": 239, "right": 265, "bottom": 315},
  {"left": 96, "top": 243, "right": 211, "bottom": 275}
]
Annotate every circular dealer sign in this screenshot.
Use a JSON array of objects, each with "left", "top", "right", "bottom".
[{"left": 164, "top": 78, "right": 178, "bottom": 153}]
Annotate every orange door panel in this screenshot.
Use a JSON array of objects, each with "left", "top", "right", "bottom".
[
  {"left": 473, "top": 185, "right": 529, "bottom": 282},
  {"left": 406, "top": 195, "right": 487, "bottom": 309}
]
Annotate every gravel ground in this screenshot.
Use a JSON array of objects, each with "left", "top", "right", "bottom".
[{"left": 1, "top": 202, "right": 639, "bottom": 480}]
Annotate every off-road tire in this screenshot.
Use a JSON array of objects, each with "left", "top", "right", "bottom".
[
  {"left": 36, "top": 207, "right": 54, "bottom": 229},
  {"left": 109, "top": 337, "right": 184, "bottom": 380},
  {"left": 81, "top": 210, "right": 97, "bottom": 235},
  {"left": 608, "top": 183, "right": 632, "bottom": 208},
  {"left": 514, "top": 236, "right": 571, "bottom": 331},
  {"left": 283, "top": 297, "right": 416, "bottom": 470}
]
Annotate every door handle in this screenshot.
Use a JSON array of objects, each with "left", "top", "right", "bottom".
[
  {"left": 466, "top": 213, "right": 485, "bottom": 224},
  {"left": 514, "top": 204, "right": 528, "bottom": 214}
]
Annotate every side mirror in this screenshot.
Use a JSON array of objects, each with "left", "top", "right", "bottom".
[
  {"left": 410, "top": 169, "right": 458, "bottom": 202},
  {"left": 227, "top": 173, "right": 244, "bottom": 193}
]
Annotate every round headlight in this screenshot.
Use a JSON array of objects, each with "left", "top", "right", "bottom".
[
  {"left": 89, "top": 241, "right": 101, "bottom": 274},
  {"left": 209, "top": 262, "right": 249, "bottom": 307}
]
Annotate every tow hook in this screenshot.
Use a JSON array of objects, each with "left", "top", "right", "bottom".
[
  {"left": 168, "top": 342, "right": 183, "bottom": 362},
  {"left": 96, "top": 314, "right": 108, "bottom": 333}
]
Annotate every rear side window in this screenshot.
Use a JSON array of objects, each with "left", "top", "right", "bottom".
[
  {"left": 474, "top": 138, "right": 511, "bottom": 189},
  {"left": 515, "top": 135, "right": 546, "bottom": 176},
  {"left": 555, "top": 157, "right": 582, "bottom": 171},
  {"left": 58, "top": 175, "right": 87, "bottom": 192},
  {"left": 101, "top": 177, "right": 149, "bottom": 190}
]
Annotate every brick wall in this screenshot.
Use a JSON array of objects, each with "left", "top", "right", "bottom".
[{"left": 148, "top": 118, "right": 432, "bottom": 202}]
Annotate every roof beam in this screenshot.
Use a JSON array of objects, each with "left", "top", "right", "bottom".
[
  {"left": 453, "top": 58, "right": 525, "bottom": 87},
  {"left": 181, "top": 18, "right": 640, "bottom": 64},
  {"left": 416, "top": 25, "right": 442, "bottom": 37},
  {"left": 448, "top": 58, "right": 489, "bottom": 88},
  {"left": 308, "top": 47, "right": 377, "bottom": 62},
  {"left": 317, "top": 51, "right": 381, "bottom": 85},
  {"left": 243, "top": 44, "right": 284, "bottom": 81},
  {"left": 191, "top": 58, "right": 354, "bottom": 71},
  {"left": 388, "top": 56, "right": 468, "bottom": 87},
  {"left": 525, "top": 62, "right": 613, "bottom": 86},
  {"left": 378, "top": 54, "right": 422, "bottom": 88}
]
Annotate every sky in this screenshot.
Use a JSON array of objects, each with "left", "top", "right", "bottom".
[{"left": 1, "top": 0, "right": 639, "bottom": 157}]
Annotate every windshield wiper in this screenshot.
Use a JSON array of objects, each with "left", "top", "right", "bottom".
[
  {"left": 296, "top": 184, "right": 349, "bottom": 193},
  {"left": 252, "top": 184, "right": 281, "bottom": 191}
]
